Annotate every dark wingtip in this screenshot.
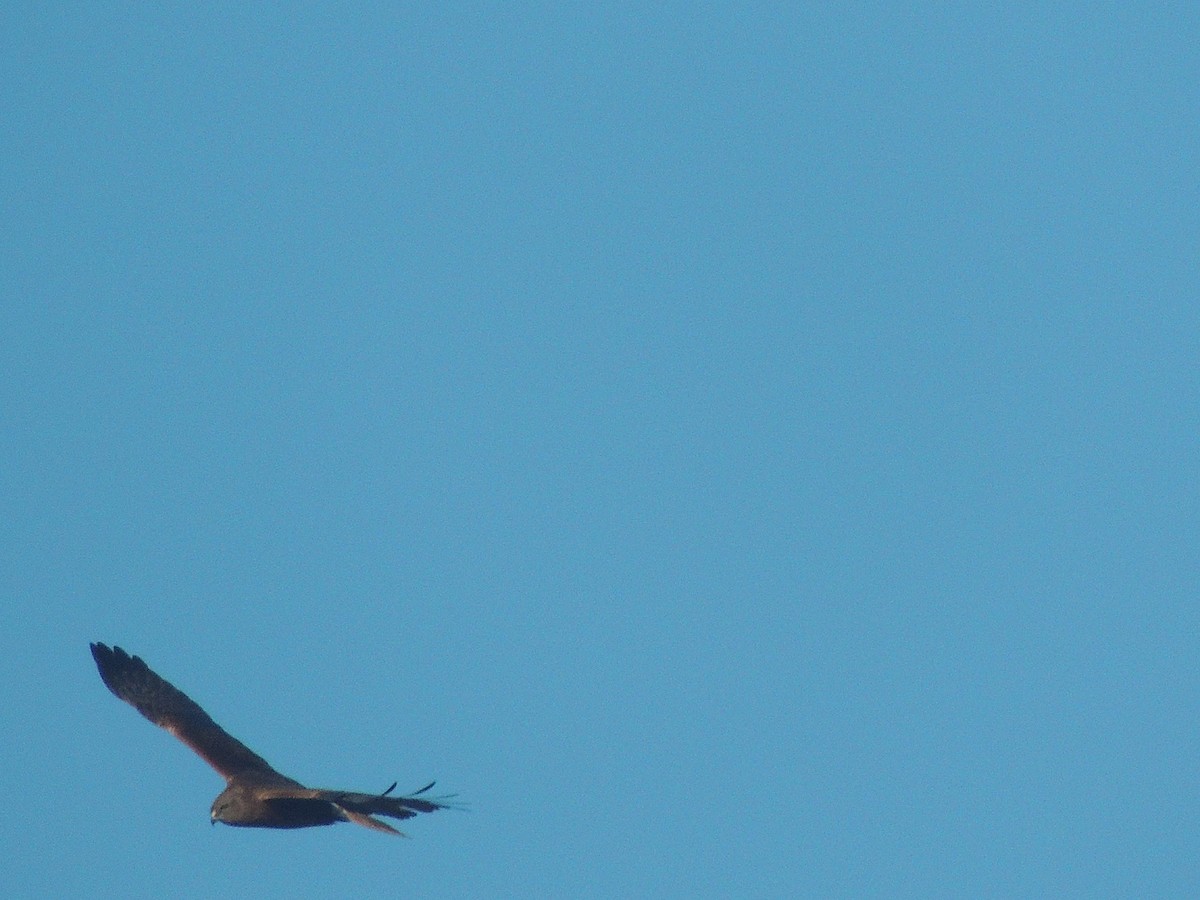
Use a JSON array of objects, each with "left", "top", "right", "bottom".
[
  {"left": 91, "top": 643, "right": 139, "bottom": 666},
  {"left": 90, "top": 642, "right": 111, "bottom": 669},
  {"left": 90, "top": 643, "right": 145, "bottom": 698}
]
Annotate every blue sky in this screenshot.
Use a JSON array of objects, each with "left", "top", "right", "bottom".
[{"left": 3, "top": 3, "right": 1198, "bottom": 897}]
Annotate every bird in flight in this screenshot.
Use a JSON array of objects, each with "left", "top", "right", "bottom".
[{"left": 90, "top": 642, "right": 461, "bottom": 836}]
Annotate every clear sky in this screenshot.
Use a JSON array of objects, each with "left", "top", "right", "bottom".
[{"left": 3, "top": 4, "right": 1197, "bottom": 897}]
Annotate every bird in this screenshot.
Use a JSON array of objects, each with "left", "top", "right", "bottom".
[{"left": 89, "top": 642, "right": 462, "bottom": 836}]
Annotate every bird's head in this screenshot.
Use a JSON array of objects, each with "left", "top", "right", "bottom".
[{"left": 210, "top": 785, "right": 242, "bottom": 827}]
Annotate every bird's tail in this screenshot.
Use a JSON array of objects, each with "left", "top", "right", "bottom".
[{"left": 330, "top": 781, "right": 464, "bottom": 836}]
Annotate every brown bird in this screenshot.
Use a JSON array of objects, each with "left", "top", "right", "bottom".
[{"left": 90, "top": 642, "right": 461, "bottom": 836}]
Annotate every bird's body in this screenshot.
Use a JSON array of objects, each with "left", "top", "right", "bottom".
[{"left": 90, "top": 643, "right": 460, "bottom": 836}]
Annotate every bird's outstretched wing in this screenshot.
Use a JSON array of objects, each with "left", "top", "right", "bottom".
[{"left": 90, "top": 642, "right": 294, "bottom": 786}]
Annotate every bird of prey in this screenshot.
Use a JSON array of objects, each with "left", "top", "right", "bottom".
[{"left": 90, "top": 642, "right": 461, "bottom": 836}]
